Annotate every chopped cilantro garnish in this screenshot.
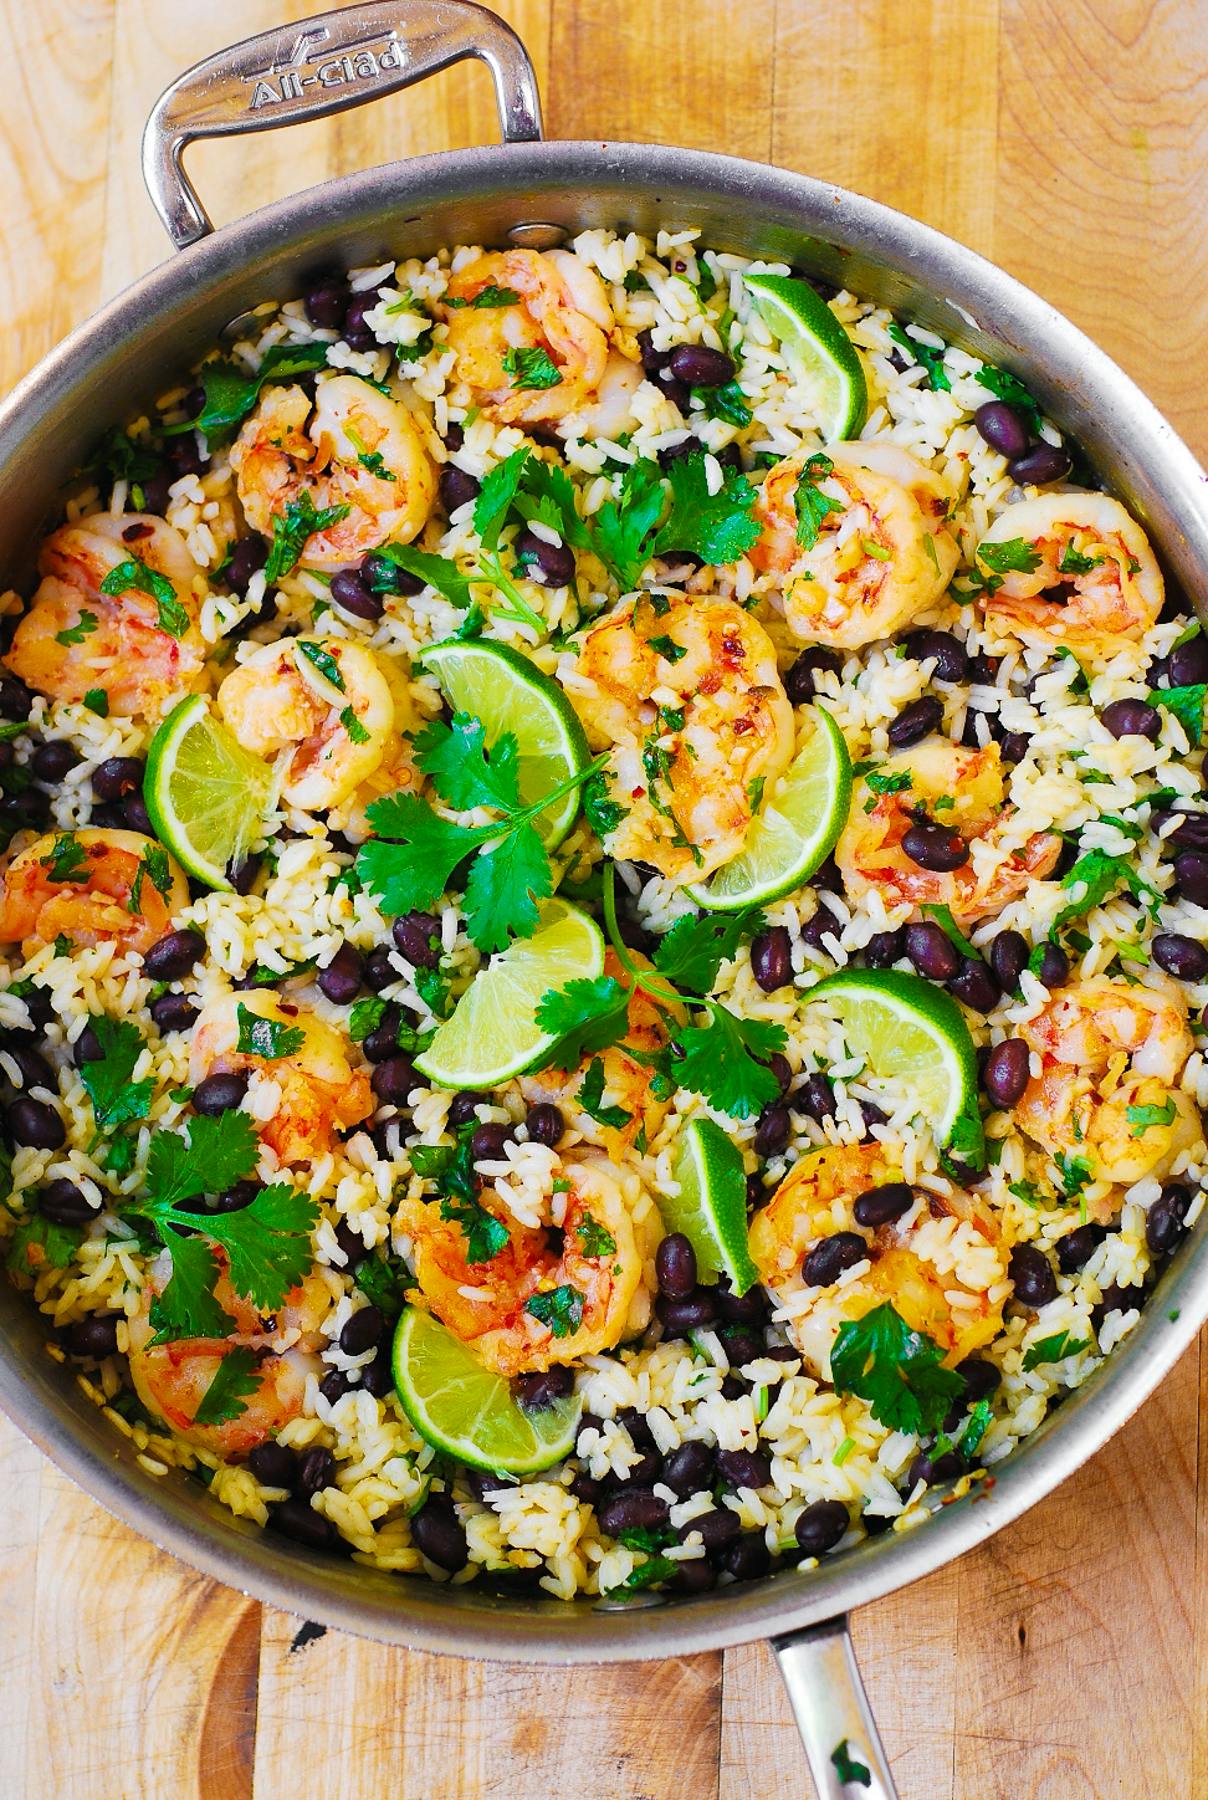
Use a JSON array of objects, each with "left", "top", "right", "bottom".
[
  {"left": 1126, "top": 1096, "right": 1177, "bottom": 1137},
  {"left": 1149, "top": 682, "right": 1206, "bottom": 744},
  {"left": 830, "top": 1301, "right": 965, "bottom": 1435},
  {"left": 535, "top": 975, "right": 631, "bottom": 1064},
  {"left": 82, "top": 687, "right": 109, "bottom": 717},
  {"left": 973, "top": 363, "right": 1043, "bottom": 433},
  {"left": 577, "top": 1056, "right": 632, "bottom": 1129},
  {"left": 41, "top": 834, "right": 88, "bottom": 884},
  {"left": 830, "top": 1739, "right": 872, "bottom": 1790},
  {"left": 99, "top": 557, "right": 190, "bottom": 638},
  {"left": 193, "top": 1346, "right": 260, "bottom": 1427},
  {"left": 978, "top": 538, "right": 1041, "bottom": 576},
  {"left": 180, "top": 342, "right": 330, "bottom": 441},
  {"left": 501, "top": 346, "right": 563, "bottom": 391},
  {"left": 79, "top": 1017, "right": 155, "bottom": 1131},
  {"left": 1022, "top": 1330, "right": 1090, "bottom": 1372},
  {"left": 54, "top": 610, "right": 98, "bottom": 647},
  {"left": 265, "top": 492, "right": 352, "bottom": 584},
  {"left": 234, "top": 1004, "right": 306, "bottom": 1060},
  {"left": 340, "top": 705, "right": 370, "bottom": 745},
  {"left": 525, "top": 1283, "right": 584, "bottom": 1338},
  {"left": 888, "top": 322, "right": 950, "bottom": 392},
  {"left": 792, "top": 452, "right": 842, "bottom": 550},
  {"left": 577, "top": 1213, "right": 618, "bottom": 1258}
]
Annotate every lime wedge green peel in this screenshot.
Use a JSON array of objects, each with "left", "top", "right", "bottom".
[
  {"left": 690, "top": 703, "right": 851, "bottom": 912},
  {"left": 743, "top": 273, "right": 868, "bottom": 441},
  {"left": 414, "top": 898, "right": 604, "bottom": 1089},
  {"left": 143, "top": 694, "right": 277, "bottom": 892},
  {"left": 662, "top": 1117, "right": 760, "bottom": 1294},
  {"left": 808, "top": 969, "right": 984, "bottom": 1161},
  {"left": 422, "top": 637, "right": 590, "bottom": 849},
  {"left": 392, "top": 1306, "right": 581, "bottom": 1475}
]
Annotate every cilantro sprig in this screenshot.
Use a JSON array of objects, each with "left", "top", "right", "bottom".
[
  {"left": 170, "top": 341, "right": 331, "bottom": 442},
  {"left": 830, "top": 1301, "right": 965, "bottom": 1435},
  {"left": 99, "top": 557, "right": 190, "bottom": 639}
]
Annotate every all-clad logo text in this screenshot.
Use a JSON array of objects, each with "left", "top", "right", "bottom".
[{"left": 245, "top": 24, "right": 406, "bottom": 109}]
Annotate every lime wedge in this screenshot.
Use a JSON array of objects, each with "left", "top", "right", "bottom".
[
  {"left": 662, "top": 1117, "right": 760, "bottom": 1294},
  {"left": 414, "top": 898, "right": 604, "bottom": 1089},
  {"left": 690, "top": 703, "right": 852, "bottom": 911},
  {"left": 808, "top": 969, "right": 984, "bottom": 1160},
  {"left": 422, "top": 638, "right": 590, "bottom": 848},
  {"left": 143, "top": 695, "right": 276, "bottom": 893},
  {"left": 744, "top": 273, "right": 868, "bottom": 440},
  {"left": 392, "top": 1306, "right": 581, "bottom": 1475}
]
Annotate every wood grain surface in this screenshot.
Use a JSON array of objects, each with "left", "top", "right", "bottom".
[{"left": 0, "top": 1, "right": 1205, "bottom": 1794}]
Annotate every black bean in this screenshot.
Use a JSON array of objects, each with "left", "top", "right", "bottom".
[
  {"left": 662, "top": 1440, "right": 715, "bottom": 1497},
  {"left": 746, "top": 1171, "right": 766, "bottom": 1211},
  {"left": 391, "top": 911, "right": 442, "bottom": 969},
  {"left": 715, "top": 1277, "right": 770, "bottom": 1327},
  {"left": 319, "top": 1369, "right": 355, "bottom": 1404},
  {"left": 901, "top": 629, "right": 969, "bottom": 683},
  {"left": 168, "top": 434, "right": 207, "bottom": 478},
  {"left": 1008, "top": 1242, "right": 1057, "bottom": 1308},
  {"left": 954, "top": 1356, "right": 1001, "bottom": 1403},
  {"left": 371, "top": 1056, "right": 415, "bottom": 1108},
  {"left": 361, "top": 1005, "right": 402, "bottom": 1064},
  {"left": 1056, "top": 1223, "right": 1106, "bottom": 1274},
  {"left": 1155, "top": 812, "right": 1208, "bottom": 856},
  {"left": 3, "top": 1041, "right": 54, "bottom": 1092},
  {"left": 525, "top": 1102, "right": 564, "bottom": 1147},
  {"left": 720, "top": 1325, "right": 765, "bottom": 1367},
  {"left": 1092, "top": 1281, "right": 1144, "bottom": 1331},
  {"left": 722, "top": 1533, "right": 772, "bottom": 1581},
  {"left": 1101, "top": 698, "right": 1161, "bottom": 741},
  {"left": 1176, "top": 848, "right": 1208, "bottom": 906},
  {"left": 682, "top": 1506, "right": 742, "bottom": 1554},
  {"left": 92, "top": 756, "right": 144, "bottom": 801},
  {"left": 304, "top": 274, "right": 348, "bottom": 329},
  {"left": 439, "top": 465, "right": 481, "bottom": 513},
  {"left": 982, "top": 1037, "right": 1030, "bottom": 1109},
  {"left": 907, "top": 1448, "right": 963, "bottom": 1489},
  {"left": 1170, "top": 634, "right": 1208, "bottom": 688},
  {"left": 228, "top": 854, "right": 264, "bottom": 896},
  {"left": 408, "top": 1498, "right": 468, "bottom": 1569},
  {"left": 904, "top": 921, "right": 961, "bottom": 982},
  {"left": 64, "top": 1315, "right": 118, "bottom": 1359},
  {"left": 973, "top": 401, "right": 1031, "bottom": 461},
  {"left": 294, "top": 1446, "right": 336, "bottom": 1499},
  {"left": 470, "top": 1122, "right": 512, "bottom": 1163},
  {"left": 7, "top": 1097, "right": 64, "bottom": 1148},
  {"left": 515, "top": 527, "right": 576, "bottom": 587},
  {"left": 360, "top": 1354, "right": 394, "bottom": 1398},
  {"left": 123, "top": 793, "right": 153, "bottom": 834},
  {"left": 37, "top": 1178, "right": 93, "bottom": 1226},
  {"left": 753, "top": 1104, "right": 790, "bottom": 1159},
  {"left": 799, "top": 899, "right": 841, "bottom": 953},
  {"left": 617, "top": 1406, "right": 656, "bottom": 1450},
  {"left": 1035, "top": 942, "right": 1069, "bottom": 988},
  {"left": 672, "top": 1557, "right": 717, "bottom": 1593},
  {"left": 516, "top": 1365, "right": 573, "bottom": 1413},
  {"left": 656, "top": 1290, "right": 717, "bottom": 1334},
  {"left": 784, "top": 646, "right": 841, "bottom": 704},
  {"left": 0, "top": 787, "right": 50, "bottom": 830},
  {"left": 715, "top": 1447, "right": 771, "bottom": 1490},
  {"left": 568, "top": 1469, "right": 601, "bottom": 1504},
  {"left": 0, "top": 675, "right": 34, "bottom": 720},
  {"left": 720, "top": 1376, "right": 749, "bottom": 1401},
  {"left": 802, "top": 1231, "right": 868, "bottom": 1289},
  {"left": 887, "top": 695, "right": 943, "bottom": 748},
  {"left": 361, "top": 946, "right": 396, "bottom": 995},
  {"left": 192, "top": 1072, "right": 248, "bottom": 1115},
  {"left": 339, "top": 1306, "right": 384, "bottom": 1357},
  {"left": 989, "top": 929, "right": 1029, "bottom": 993},
  {"left": 999, "top": 731, "right": 1031, "bottom": 765},
  {"left": 668, "top": 343, "right": 736, "bottom": 387},
  {"left": 655, "top": 1232, "right": 697, "bottom": 1298},
  {"left": 948, "top": 956, "right": 1000, "bottom": 1014},
  {"left": 31, "top": 739, "right": 77, "bottom": 784},
  {"left": 1153, "top": 933, "right": 1208, "bottom": 981},
  {"left": 248, "top": 1440, "right": 298, "bottom": 1487},
  {"left": 1146, "top": 1183, "right": 1192, "bottom": 1256},
  {"left": 317, "top": 941, "right": 363, "bottom": 1005},
  {"left": 464, "top": 1468, "right": 509, "bottom": 1503},
  {"left": 1008, "top": 442, "right": 1072, "bottom": 486},
  {"left": 341, "top": 293, "right": 377, "bottom": 350},
  {"left": 750, "top": 925, "right": 792, "bottom": 993},
  {"left": 790, "top": 1074, "right": 832, "bottom": 1127},
  {"left": 225, "top": 534, "right": 268, "bottom": 595},
  {"left": 270, "top": 1497, "right": 338, "bottom": 1551},
  {"left": 794, "top": 1498, "right": 849, "bottom": 1556},
  {"left": 853, "top": 1182, "right": 913, "bottom": 1228},
  {"left": 448, "top": 1091, "right": 480, "bottom": 1128},
  {"left": 143, "top": 928, "right": 204, "bottom": 981},
  {"left": 329, "top": 569, "right": 385, "bottom": 621},
  {"left": 597, "top": 1488, "right": 669, "bottom": 1536},
  {"left": 902, "top": 820, "right": 970, "bottom": 872},
  {"left": 859, "top": 1100, "right": 889, "bottom": 1139},
  {"left": 361, "top": 547, "right": 422, "bottom": 597},
  {"left": 150, "top": 992, "right": 197, "bottom": 1033},
  {"left": 332, "top": 1222, "right": 368, "bottom": 1271}
]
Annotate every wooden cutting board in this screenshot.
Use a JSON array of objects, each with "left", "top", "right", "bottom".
[{"left": 1, "top": 2, "right": 1206, "bottom": 1794}]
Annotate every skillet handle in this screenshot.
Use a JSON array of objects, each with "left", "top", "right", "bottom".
[
  {"left": 771, "top": 1616, "right": 900, "bottom": 1799},
  {"left": 141, "top": 0, "right": 543, "bottom": 249}
]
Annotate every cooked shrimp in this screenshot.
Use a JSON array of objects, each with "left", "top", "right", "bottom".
[
  {"left": 189, "top": 991, "right": 374, "bottom": 1165},
  {"left": 230, "top": 375, "right": 436, "bottom": 569},
  {"left": 400, "top": 1155, "right": 658, "bottom": 1378},
  {"left": 750, "top": 443, "right": 960, "bottom": 648},
  {"left": 748, "top": 1142, "right": 1008, "bottom": 1378},
  {"left": 518, "top": 950, "right": 677, "bottom": 1154},
  {"left": 568, "top": 592, "right": 794, "bottom": 883},
  {"left": 1014, "top": 979, "right": 1202, "bottom": 1194},
  {"left": 126, "top": 1251, "right": 331, "bottom": 1458},
  {"left": 0, "top": 828, "right": 188, "bottom": 958},
  {"left": 438, "top": 249, "right": 621, "bottom": 429},
  {"left": 216, "top": 636, "right": 402, "bottom": 812},
  {"left": 5, "top": 514, "right": 207, "bottom": 718},
  {"left": 836, "top": 739, "right": 1062, "bottom": 924},
  {"left": 975, "top": 493, "right": 1163, "bottom": 652}
]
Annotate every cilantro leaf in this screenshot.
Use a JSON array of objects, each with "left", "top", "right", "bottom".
[
  {"left": 1057, "top": 543, "right": 1103, "bottom": 576},
  {"left": 473, "top": 448, "right": 531, "bottom": 551},
  {"left": 578, "top": 1056, "right": 632, "bottom": 1129},
  {"left": 348, "top": 996, "right": 387, "bottom": 1041},
  {"left": 887, "top": 322, "right": 951, "bottom": 392},
  {"left": 6, "top": 1212, "right": 83, "bottom": 1278},
  {"left": 358, "top": 793, "right": 488, "bottom": 915},
  {"left": 576, "top": 1212, "right": 617, "bottom": 1258},
  {"left": 920, "top": 903, "right": 979, "bottom": 961},
  {"left": 582, "top": 768, "right": 628, "bottom": 838},
  {"left": 415, "top": 714, "right": 520, "bottom": 813},
  {"left": 792, "top": 452, "right": 843, "bottom": 550},
  {"left": 98, "top": 557, "right": 189, "bottom": 638},
  {"left": 534, "top": 976, "right": 632, "bottom": 1063},
  {"left": 1149, "top": 683, "right": 1206, "bottom": 744},
  {"left": 652, "top": 453, "right": 761, "bottom": 565},
  {"left": 203, "top": 1182, "right": 318, "bottom": 1309},
  {"left": 1054, "top": 1152, "right": 1092, "bottom": 1198},
  {"left": 693, "top": 379, "right": 751, "bottom": 428},
  {"left": 1054, "top": 849, "right": 1161, "bottom": 931},
  {"left": 672, "top": 1004, "right": 786, "bottom": 1120},
  {"left": 957, "top": 1397, "right": 994, "bottom": 1459},
  {"left": 1022, "top": 1330, "right": 1091, "bottom": 1372},
  {"left": 653, "top": 907, "right": 765, "bottom": 996},
  {"left": 296, "top": 639, "right": 345, "bottom": 691},
  {"left": 79, "top": 1017, "right": 155, "bottom": 1130},
  {"left": 589, "top": 458, "right": 667, "bottom": 589},
  {"left": 148, "top": 1234, "right": 234, "bottom": 1344},
  {"left": 193, "top": 1346, "right": 260, "bottom": 1426},
  {"left": 41, "top": 834, "right": 88, "bottom": 883},
  {"left": 235, "top": 1004, "right": 306, "bottom": 1060},
  {"left": 463, "top": 822, "right": 552, "bottom": 953},
  {"left": 82, "top": 688, "right": 109, "bottom": 717},
  {"left": 143, "top": 1111, "right": 260, "bottom": 1211},
  {"left": 368, "top": 543, "right": 473, "bottom": 606},
  {"left": 340, "top": 705, "right": 370, "bottom": 745},
  {"left": 977, "top": 538, "right": 1042, "bottom": 576},
  {"left": 611, "top": 1553, "right": 678, "bottom": 1592},
  {"left": 1126, "top": 1096, "right": 1177, "bottom": 1137},
  {"left": 439, "top": 1194, "right": 509, "bottom": 1263},
  {"left": 513, "top": 457, "right": 592, "bottom": 551},
  {"left": 448, "top": 284, "right": 520, "bottom": 309},
  {"left": 830, "top": 1301, "right": 965, "bottom": 1435},
  {"left": 525, "top": 1284, "right": 584, "bottom": 1337},
  {"left": 502, "top": 346, "right": 562, "bottom": 390},
  {"left": 411, "top": 1135, "right": 478, "bottom": 1205},
  {"left": 184, "top": 342, "right": 331, "bottom": 439},
  {"left": 973, "top": 364, "right": 1044, "bottom": 435},
  {"left": 54, "top": 610, "right": 98, "bottom": 647},
  {"left": 265, "top": 492, "right": 352, "bottom": 584},
  {"left": 353, "top": 1252, "right": 409, "bottom": 1318}
]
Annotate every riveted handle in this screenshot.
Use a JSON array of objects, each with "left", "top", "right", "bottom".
[
  {"left": 772, "top": 1617, "right": 900, "bottom": 1800},
  {"left": 142, "top": 0, "right": 543, "bottom": 249}
]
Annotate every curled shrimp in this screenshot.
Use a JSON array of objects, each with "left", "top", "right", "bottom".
[
  {"left": 230, "top": 375, "right": 436, "bottom": 569},
  {"left": 216, "top": 636, "right": 403, "bottom": 812},
  {"left": 975, "top": 493, "right": 1163, "bottom": 652},
  {"left": 748, "top": 1142, "right": 1008, "bottom": 1378},
  {"left": 517, "top": 949, "right": 677, "bottom": 1154},
  {"left": 567, "top": 592, "right": 794, "bottom": 883},
  {"left": 5, "top": 514, "right": 207, "bottom": 718},
  {"left": 189, "top": 991, "right": 374, "bottom": 1165},
  {"left": 126, "top": 1250, "right": 331, "bottom": 1458},
  {"left": 438, "top": 249, "right": 621, "bottom": 429},
  {"left": 750, "top": 443, "right": 960, "bottom": 648},
  {"left": 0, "top": 828, "right": 188, "bottom": 957},
  {"left": 1014, "top": 979, "right": 1202, "bottom": 1194},
  {"left": 400, "top": 1155, "right": 659, "bottom": 1378},
  {"left": 836, "top": 739, "right": 1062, "bottom": 924}
]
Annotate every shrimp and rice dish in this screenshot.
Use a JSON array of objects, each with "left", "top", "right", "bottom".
[{"left": 2, "top": 225, "right": 1206, "bottom": 1602}]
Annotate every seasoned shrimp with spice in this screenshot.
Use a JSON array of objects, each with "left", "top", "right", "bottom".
[
  {"left": 750, "top": 443, "right": 959, "bottom": 648},
  {"left": 1014, "top": 979, "right": 1202, "bottom": 1197},
  {"left": 189, "top": 991, "right": 374, "bottom": 1165},
  {"left": 748, "top": 1142, "right": 1009, "bottom": 1378},
  {"left": 835, "top": 739, "right": 1063, "bottom": 924},
  {"left": 230, "top": 375, "right": 436, "bottom": 568},
  {"left": 0, "top": 829, "right": 188, "bottom": 958},
  {"left": 566, "top": 592, "right": 794, "bottom": 882},
  {"left": 5, "top": 514, "right": 208, "bottom": 718},
  {"left": 126, "top": 1253, "right": 332, "bottom": 1458},
  {"left": 399, "top": 1155, "right": 658, "bottom": 1378},
  {"left": 974, "top": 493, "right": 1163, "bottom": 652}
]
